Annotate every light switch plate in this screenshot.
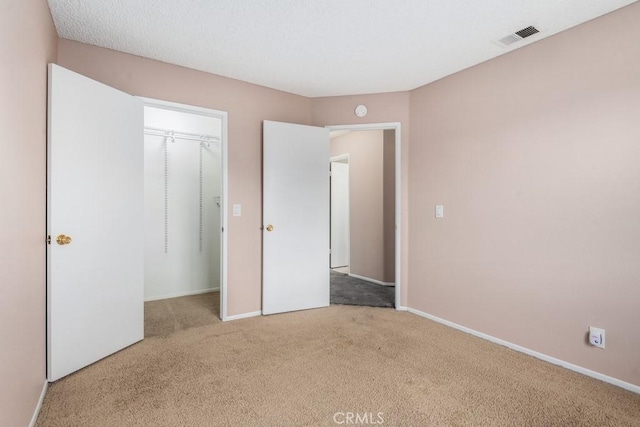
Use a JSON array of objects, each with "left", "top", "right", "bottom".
[
  {"left": 233, "top": 204, "right": 242, "bottom": 217},
  {"left": 435, "top": 205, "right": 444, "bottom": 218}
]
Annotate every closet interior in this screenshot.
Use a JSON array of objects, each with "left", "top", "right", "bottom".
[{"left": 143, "top": 106, "right": 222, "bottom": 326}]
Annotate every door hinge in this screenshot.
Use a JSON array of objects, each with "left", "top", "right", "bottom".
[{"left": 46, "top": 235, "right": 51, "bottom": 245}]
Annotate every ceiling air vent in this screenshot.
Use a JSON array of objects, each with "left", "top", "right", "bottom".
[
  {"left": 515, "top": 26, "right": 539, "bottom": 38},
  {"left": 495, "top": 25, "right": 540, "bottom": 48}
]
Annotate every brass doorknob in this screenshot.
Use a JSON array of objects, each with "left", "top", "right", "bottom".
[
  {"left": 266, "top": 225, "right": 274, "bottom": 232},
  {"left": 56, "top": 234, "right": 72, "bottom": 245}
]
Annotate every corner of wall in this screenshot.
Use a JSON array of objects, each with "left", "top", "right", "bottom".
[{"left": 0, "top": 0, "right": 58, "bottom": 425}]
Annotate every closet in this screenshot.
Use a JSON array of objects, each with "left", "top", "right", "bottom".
[{"left": 143, "top": 106, "right": 222, "bottom": 301}]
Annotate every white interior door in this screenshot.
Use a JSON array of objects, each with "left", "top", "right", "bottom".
[
  {"left": 47, "top": 64, "right": 144, "bottom": 381},
  {"left": 330, "top": 161, "right": 350, "bottom": 268},
  {"left": 263, "top": 121, "right": 330, "bottom": 315}
]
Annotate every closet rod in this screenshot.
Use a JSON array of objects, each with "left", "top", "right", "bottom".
[{"left": 144, "top": 126, "right": 221, "bottom": 143}]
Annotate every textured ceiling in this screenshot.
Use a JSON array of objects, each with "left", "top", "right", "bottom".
[{"left": 47, "top": 0, "right": 637, "bottom": 97}]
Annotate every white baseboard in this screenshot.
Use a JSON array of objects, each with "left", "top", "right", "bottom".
[
  {"left": 407, "top": 307, "right": 640, "bottom": 394},
  {"left": 29, "top": 380, "right": 48, "bottom": 427},
  {"left": 144, "top": 288, "right": 219, "bottom": 302},
  {"left": 349, "top": 273, "right": 395, "bottom": 287},
  {"left": 225, "top": 310, "right": 262, "bottom": 321},
  {"left": 396, "top": 306, "right": 408, "bottom": 311}
]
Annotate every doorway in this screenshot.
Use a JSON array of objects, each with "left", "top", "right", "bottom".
[
  {"left": 327, "top": 123, "right": 402, "bottom": 309},
  {"left": 140, "top": 98, "right": 229, "bottom": 328},
  {"left": 328, "top": 129, "right": 396, "bottom": 308},
  {"left": 261, "top": 120, "right": 402, "bottom": 316}
]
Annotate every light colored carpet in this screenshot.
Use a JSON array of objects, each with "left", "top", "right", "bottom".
[
  {"left": 144, "top": 291, "right": 220, "bottom": 338},
  {"left": 37, "top": 295, "right": 640, "bottom": 426}
]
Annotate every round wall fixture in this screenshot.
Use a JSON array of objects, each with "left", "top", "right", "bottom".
[{"left": 354, "top": 104, "right": 368, "bottom": 118}]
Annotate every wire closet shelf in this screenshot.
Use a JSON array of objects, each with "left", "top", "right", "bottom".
[{"left": 144, "top": 126, "right": 221, "bottom": 144}]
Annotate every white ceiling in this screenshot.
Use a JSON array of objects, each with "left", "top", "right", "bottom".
[{"left": 47, "top": 0, "right": 637, "bottom": 97}]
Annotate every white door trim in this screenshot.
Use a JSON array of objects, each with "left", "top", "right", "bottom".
[
  {"left": 138, "top": 97, "right": 229, "bottom": 321},
  {"left": 330, "top": 153, "right": 350, "bottom": 163},
  {"left": 326, "top": 122, "right": 403, "bottom": 309}
]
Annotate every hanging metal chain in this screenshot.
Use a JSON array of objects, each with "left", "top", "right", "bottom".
[
  {"left": 199, "top": 142, "right": 204, "bottom": 253},
  {"left": 164, "top": 137, "right": 169, "bottom": 253}
]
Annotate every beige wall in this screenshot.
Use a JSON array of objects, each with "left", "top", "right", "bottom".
[
  {"left": 57, "top": 39, "right": 312, "bottom": 316},
  {"left": 311, "top": 93, "right": 410, "bottom": 306},
  {"left": 408, "top": 3, "right": 640, "bottom": 386},
  {"left": 0, "top": 0, "right": 58, "bottom": 425},
  {"left": 331, "top": 131, "right": 384, "bottom": 282}
]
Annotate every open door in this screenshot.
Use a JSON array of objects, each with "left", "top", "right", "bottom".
[
  {"left": 47, "top": 64, "right": 144, "bottom": 381},
  {"left": 262, "top": 121, "right": 330, "bottom": 315}
]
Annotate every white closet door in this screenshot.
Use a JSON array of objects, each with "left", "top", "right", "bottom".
[
  {"left": 262, "top": 121, "right": 330, "bottom": 315},
  {"left": 47, "top": 64, "right": 144, "bottom": 381},
  {"left": 330, "top": 161, "right": 350, "bottom": 268}
]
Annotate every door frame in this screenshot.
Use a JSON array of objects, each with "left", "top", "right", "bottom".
[
  {"left": 330, "top": 154, "right": 350, "bottom": 270},
  {"left": 139, "top": 97, "right": 230, "bottom": 321},
  {"left": 326, "top": 123, "right": 403, "bottom": 309}
]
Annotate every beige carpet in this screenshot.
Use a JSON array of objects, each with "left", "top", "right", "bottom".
[
  {"left": 144, "top": 291, "right": 221, "bottom": 338},
  {"left": 37, "top": 295, "right": 640, "bottom": 426}
]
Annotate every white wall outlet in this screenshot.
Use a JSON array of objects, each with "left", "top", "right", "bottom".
[
  {"left": 233, "top": 204, "right": 242, "bottom": 217},
  {"left": 435, "top": 205, "right": 444, "bottom": 218},
  {"left": 589, "top": 326, "right": 605, "bottom": 349}
]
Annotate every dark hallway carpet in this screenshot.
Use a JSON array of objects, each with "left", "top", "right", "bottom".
[{"left": 330, "top": 270, "right": 395, "bottom": 308}]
